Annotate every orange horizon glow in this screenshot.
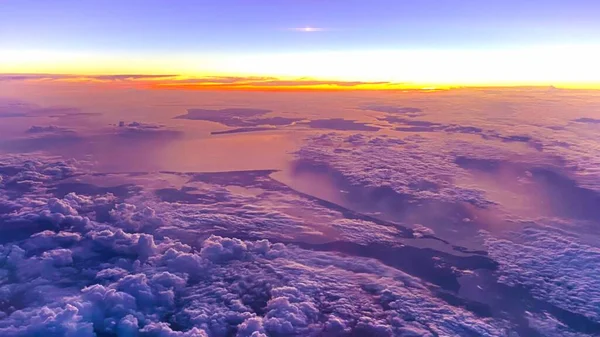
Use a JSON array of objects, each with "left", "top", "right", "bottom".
[
  {"left": 2, "top": 45, "right": 600, "bottom": 90},
  {"left": 2, "top": 72, "right": 600, "bottom": 92}
]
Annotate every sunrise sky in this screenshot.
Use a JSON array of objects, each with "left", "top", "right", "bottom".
[{"left": 2, "top": 0, "right": 600, "bottom": 89}]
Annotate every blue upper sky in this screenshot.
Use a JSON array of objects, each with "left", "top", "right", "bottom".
[{"left": 2, "top": 0, "right": 599, "bottom": 53}]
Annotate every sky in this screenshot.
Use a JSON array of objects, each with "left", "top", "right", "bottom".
[{"left": 1, "top": 0, "right": 600, "bottom": 87}]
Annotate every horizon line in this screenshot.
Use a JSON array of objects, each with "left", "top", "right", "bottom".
[{"left": 2, "top": 72, "right": 599, "bottom": 91}]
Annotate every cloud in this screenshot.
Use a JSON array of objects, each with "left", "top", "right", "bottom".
[
  {"left": 0, "top": 73, "right": 178, "bottom": 82},
  {"left": 481, "top": 222, "right": 600, "bottom": 323},
  {"left": 0, "top": 159, "right": 478, "bottom": 336},
  {"left": 26, "top": 125, "right": 74, "bottom": 134},
  {"left": 303, "top": 118, "right": 381, "bottom": 131},
  {"left": 573, "top": 117, "right": 600, "bottom": 124},
  {"left": 174, "top": 108, "right": 275, "bottom": 127},
  {"left": 175, "top": 108, "right": 383, "bottom": 134},
  {"left": 0, "top": 148, "right": 599, "bottom": 335},
  {"left": 114, "top": 121, "right": 183, "bottom": 140},
  {"left": 295, "top": 132, "right": 493, "bottom": 207},
  {"left": 0, "top": 73, "right": 397, "bottom": 91},
  {"left": 0, "top": 203, "right": 506, "bottom": 336},
  {"left": 363, "top": 105, "right": 424, "bottom": 117},
  {"left": 154, "top": 77, "right": 395, "bottom": 91},
  {"left": 211, "top": 127, "right": 275, "bottom": 135},
  {"left": 174, "top": 108, "right": 306, "bottom": 136},
  {"left": 377, "top": 114, "right": 544, "bottom": 151}
]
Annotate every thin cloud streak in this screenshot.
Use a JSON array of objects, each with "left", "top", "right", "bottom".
[{"left": 0, "top": 73, "right": 416, "bottom": 91}]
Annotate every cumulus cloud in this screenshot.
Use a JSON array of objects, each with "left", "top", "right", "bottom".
[
  {"left": 0, "top": 157, "right": 516, "bottom": 336},
  {"left": 174, "top": 108, "right": 301, "bottom": 129},
  {"left": 115, "top": 121, "right": 182, "bottom": 139},
  {"left": 1, "top": 138, "right": 599, "bottom": 336},
  {"left": 304, "top": 118, "right": 380, "bottom": 131},
  {"left": 211, "top": 127, "right": 275, "bottom": 135},
  {"left": 482, "top": 223, "right": 600, "bottom": 322},
  {"left": 25, "top": 125, "right": 74, "bottom": 134},
  {"left": 175, "top": 108, "right": 382, "bottom": 134},
  {"left": 295, "top": 132, "right": 494, "bottom": 206}
]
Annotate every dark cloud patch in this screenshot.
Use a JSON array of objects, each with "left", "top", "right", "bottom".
[
  {"left": 175, "top": 108, "right": 272, "bottom": 126},
  {"left": 188, "top": 170, "right": 281, "bottom": 191},
  {"left": 116, "top": 121, "right": 182, "bottom": 139},
  {"left": 250, "top": 117, "right": 302, "bottom": 126},
  {"left": 155, "top": 187, "right": 230, "bottom": 204},
  {"left": 383, "top": 116, "right": 442, "bottom": 127},
  {"left": 0, "top": 74, "right": 393, "bottom": 89},
  {"left": 481, "top": 132, "right": 544, "bottom": 151},
  {"left": 211, "top": 127, "right": 275, "bottom": 135},
  {"left": 0, "top": 165, "right": 24, "bottom": 176},
  {"left": 26, "top": 125, "right": 73, "bottom": 134},
  {"left": 455, "top": 156, "right": 506, "bottom": 173},
  {"left": 0, "top": 74, "right": 47, "bottom": 81},
  {"left": 180, "top": 78, "right": 389, "bottom": 88},
  {"left": 573, "top": 117, "right": 600, "bottom": 124},
  {"left": 395, "top": 126, "right": 440, "bottom": 132},
  {"left": 382, "top": 116, "right": 543, "bottom": 150},
  {"left": 386, "top": 116, "right": 448, "bottom": 133},
  {"left": 175, "top": 108, "right": 303, "bottom": 135},
  {"left": 0, "top": 199, "right": 21, "bottom": 214},
  {"left": 0, "top": 73, "right": 177, "bottom": 82},
  {"left": 118, "top": 121, "right": 163, "bottom": 130},
  {"left": 156, "top": 76, "right": 394, "bottom": 90},
  {"left": 86, "top": 74, "right": 178, "bottom": 81},
  {"left": 500, "top": 135, "right": 532, "bottom": 143},
  {"left": 363, "top": 105, "right": 424, "bottom": 117},
  {"left": 444, "top": 125, "right": 485, "bottom": 134},
  {"left": 304, "top": 118, "right": 381, "bottom": 132},
  {"left": 0, "top": 112, "right": 28, "bottom": 118},
  {"left": 210, "top": 117, "right": 302, "bottom": 135}
]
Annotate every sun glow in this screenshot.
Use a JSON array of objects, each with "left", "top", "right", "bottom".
[{"left": 1, "top": 45, "right": 600, "bottom": 90}]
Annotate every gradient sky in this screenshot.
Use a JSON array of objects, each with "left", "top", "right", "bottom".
[{"left": 2, "top": 0, "right": 600, "bottom": 86}]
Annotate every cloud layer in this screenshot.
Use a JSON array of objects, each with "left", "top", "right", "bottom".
[{"left": 0, "top": 156, "right": 519, "bottom": 336}]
